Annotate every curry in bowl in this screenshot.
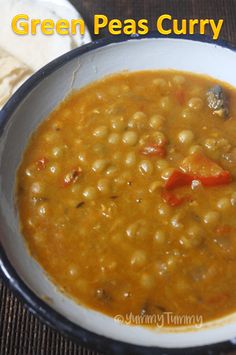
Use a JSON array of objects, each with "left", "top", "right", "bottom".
[{"left": 16, "top": 70, "right": 236, "bottom": 327}]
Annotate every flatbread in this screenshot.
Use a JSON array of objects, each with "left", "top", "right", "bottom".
[
  {"left": 0, "top": 0, "right": 91, "bottom": 107},
  {"left": 0, "top": 0, "right": 77, "bottom": 71},
  {"left": 0, "top": 47, "right": 32, "bottom": 106}
]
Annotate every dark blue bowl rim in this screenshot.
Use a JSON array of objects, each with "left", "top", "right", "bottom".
[{"left": 0, "top": 33, "right": 236, "bottom": 355}]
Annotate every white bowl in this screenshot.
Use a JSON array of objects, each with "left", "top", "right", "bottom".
[{"left": 1, "top": 35, "right": 236, "bottom": 354}]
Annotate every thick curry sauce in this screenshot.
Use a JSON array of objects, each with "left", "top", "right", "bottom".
[{"left": 16, "top": 71, "right": 236, "bottom": 326}]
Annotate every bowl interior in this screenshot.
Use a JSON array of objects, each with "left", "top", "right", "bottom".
[{"left": 1, "top": 37, "right": 236, "bottom": 348}]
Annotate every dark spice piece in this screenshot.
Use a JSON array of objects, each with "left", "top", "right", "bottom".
[{"left": 76, "top": 201, "right": 85, "bottom": 208}]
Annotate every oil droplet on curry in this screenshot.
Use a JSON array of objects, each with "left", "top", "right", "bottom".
[{"left": 16, "top": 71, "right": 236, "bottom": 326}]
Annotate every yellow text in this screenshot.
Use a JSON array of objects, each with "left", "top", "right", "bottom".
[
  {"left": 94, "top": 15, "right": 149, "bottom": 35},
  {"left": 157, "top": 14, "right": 224, "bottom": 40},
  {"left": 12, "top": 14, "right": 85, "bottom": 35}
]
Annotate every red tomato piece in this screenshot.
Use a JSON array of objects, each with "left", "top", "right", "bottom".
[
  {"left": 216, "top": 225, "right": 232, "bottom": 235},
  {"left": 35, "top": 157, "right": 48, "bottom": 171},
  {"left": 175, "top": 88, "right": 186, "bottom": 105},
  {"left": 141, "top": 144, "right": 166, "bottom": 157},
  {"left": 63, "top": 167, "right": 82, "bottom": 186},
  {"left": 165, "top": 153, "right": 232, "bottom": 190},
  {"left": 197, "top": 171, "right": 232, "bottom": 187},
  {"left": 180, "top": 152, "right": 225, "bottom": 177},
  {"left": 207, "top": 293, "right": 229, "bottom": 305},
  {"left": 165, "top": 169, "right": 193, "bottom": 190}
]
